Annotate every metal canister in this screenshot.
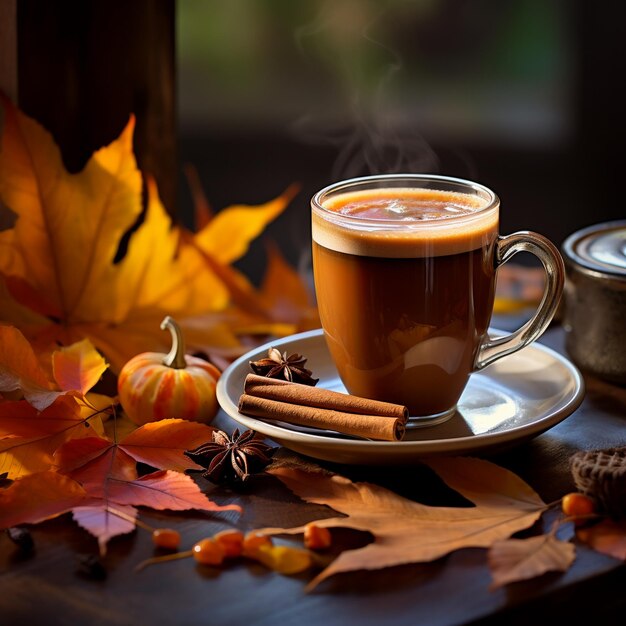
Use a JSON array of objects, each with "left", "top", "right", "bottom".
[{"left": 562, "top": 221, "right": 626, "bottom": 384}]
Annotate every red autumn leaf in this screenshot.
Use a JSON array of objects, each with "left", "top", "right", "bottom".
[
  {"left": 53, "top": 436, "right": 114, "bottom": 474},
  {"left": 0, "top": 396, "right": 105, "bottom": 478},
  {"left": 105, "top": 469, "right": 241, "bottom": 513},
  {"left": 0, "top": 471, "right": 87, "bottom": 528},
  {"left": 60, "top": 439, "right": 239, "bottom": 514},
  {"left": 51, "top": 425, "right": 241, "bottom": 551},
  {"left": 0, "top": 397, "right": 82, "bottom": 438},
  {"left": 67, "top": 446, "right": 139, "bottom": 495},
  {"left": 577, "top": 519, "right": 626, "bottom": 560},
  {"left": 66, "top": 468, "right": 243, "bottom": 553},
  {"left": 55, "top": 418, "right": 215, "bottom": 474},
  {"left": 72, "top": 504, "right": 137, "bottom": 555}
]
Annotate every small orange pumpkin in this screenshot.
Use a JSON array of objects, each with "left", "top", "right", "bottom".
[{"left": 118, "top": 316, "right": 220, "bottom": 425}]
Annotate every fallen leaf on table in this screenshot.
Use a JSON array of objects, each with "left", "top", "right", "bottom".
[
  {"left": 0, "top": 396, "right": 105, "bottom": 478},
  {"left": 54, "top": 418, "right": 215, "bottom": 474},
  {"left": 104, "top": 469, "right": 232, "bottom": 511},
  {"left": 50, "top": 421, "right": 239, "bottom": 552},
  {"left": 577, "top": 519, "right": 626, "bottom": 560},
  {"left": 488, "top": 534, "right": 575, "bottom": 589},
  {"left": 0, "top": 427, "right": 242, "bottom": 554},
  {"left": 0, "top": 328, "right": 111, "bottom": 478},
  {"left": 116, "top": 419, "right": 216, "bottom": 471},
  {"left": 261, "top": 454, "right": 547, "bottom": 590},
  {"left": 75, "top": 464, "right": 240, "bottom": 554},
  {"left": 0, "top": 324, "right": 109, "bottom": 411},
  {"left": 72, "top": 504, "right": 137, "bottom": 551},
  {"left": 0, "top": 471, "right": 87, "bottom": 528}
]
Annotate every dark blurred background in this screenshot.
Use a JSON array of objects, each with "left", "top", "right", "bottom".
[
  {"left": 4, "top": 0, "right": 625, "bottom": 283},
  {"left": 176, "top": 0, "right": 625, "bottom": 282}
]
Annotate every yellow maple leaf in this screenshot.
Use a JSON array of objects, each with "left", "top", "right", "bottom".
[
  {"left": 183, "top": 171, "right": 319, "bottom": 340},
  {"left": 193, "top": 186, "right": 297, "bottom": 265},
  {"left": 0, "top": 96, "right": 293, "bottom": 370}
]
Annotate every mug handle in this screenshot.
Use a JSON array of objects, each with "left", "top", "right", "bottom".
[{"left": 474, "top": 231, "right": 565, "bottom": 371}]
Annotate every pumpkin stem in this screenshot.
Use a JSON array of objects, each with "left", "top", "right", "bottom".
[{"left": 160, "top": 316, "right": 187, "bottom": 369}]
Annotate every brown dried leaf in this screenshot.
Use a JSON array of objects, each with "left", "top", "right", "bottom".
[
  {"left": 262, "top": 454, "right": 547, "bottom": 590},
  {"left": 488, "top": 534, "right": 575, "bottom": 589}
]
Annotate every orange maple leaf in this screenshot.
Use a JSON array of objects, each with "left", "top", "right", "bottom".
[
  {"left": 0, "top": 324, "right": 109, "bottom": 411},
  {"left": 0, "top": 325, "right": 111, "bottom": 478},
  {"left": 0, "top": 471, "right": 87, "bottom": 527},
  {"left": 0, "top": 396, "right": 106, "bottom": 479},
  {"left": 0, "top": 96, "right": 294, "bottom": 371},
  {"left": 54, "top": 418, "right": 215, "bottom": 473}
]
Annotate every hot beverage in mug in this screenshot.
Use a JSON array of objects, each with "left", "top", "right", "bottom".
[{"left": 311, "top": 175, "right": 564, "bottom": 423}]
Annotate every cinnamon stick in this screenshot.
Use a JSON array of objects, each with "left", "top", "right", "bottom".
[
  {"left": 238, "top": 394, "right": 405, "bottom": 442},
  {"left": 244, "top": 374, "right": 408, "bottom": 420}
]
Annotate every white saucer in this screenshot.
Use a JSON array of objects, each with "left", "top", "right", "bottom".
[{"left": 216, "top": 329, "right": 585, "bottom": 465}]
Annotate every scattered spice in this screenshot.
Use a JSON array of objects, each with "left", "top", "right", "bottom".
[
  {"left": 6, "top": 527, "right": 34, "bottom": 553},
  {"left": 185, "top": 429, "right": 275, "bottom": 484},
  {"left": 76, "top": 554, "right": 107, "bottom": 580},
  {"left": 250, "top": 348, "right": 318, "bottom": 386},
  {"left": 240, "top": 374, "right": 407, "bottom": 441},
  {"left": 135, "top": 528, "right": 314, "bottom": 576}
]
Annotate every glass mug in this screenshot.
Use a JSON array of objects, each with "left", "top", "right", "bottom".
[{"left": 311, "top": 174, "right": 565, "bottom": 425}]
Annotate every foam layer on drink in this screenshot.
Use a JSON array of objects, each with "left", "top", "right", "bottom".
[{"left": 313, "top": 188, "right": 498, "bottom": 258}]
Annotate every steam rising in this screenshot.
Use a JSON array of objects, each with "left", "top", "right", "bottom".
[{"left": 293, "top": 0, "right": 440, "bottom": 179}]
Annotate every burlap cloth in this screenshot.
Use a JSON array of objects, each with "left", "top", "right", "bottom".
[{"left": 570, "top": 446, "right": 626, "bottom": 518}]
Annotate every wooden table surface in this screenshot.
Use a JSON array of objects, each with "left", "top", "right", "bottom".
[{"left": 2, "top": 324, "right": 626, "bottom": 626}]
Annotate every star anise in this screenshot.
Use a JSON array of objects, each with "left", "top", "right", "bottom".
[
  {"left": 184, "top": 429, "right": 275, "bottom": 484},
  {"left": 249, "top": 347, "right": 319, "bottom": 386}
]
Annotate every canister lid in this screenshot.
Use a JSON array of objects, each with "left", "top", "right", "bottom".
[{"left": 562, "top": 220, "right": 626, "bottom": 280}]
